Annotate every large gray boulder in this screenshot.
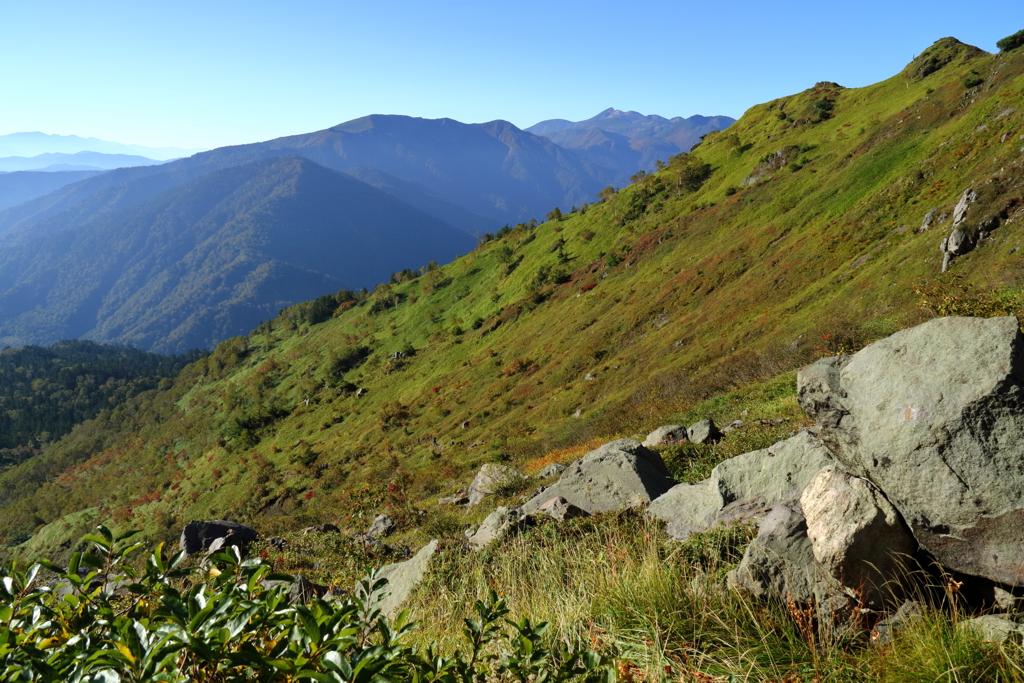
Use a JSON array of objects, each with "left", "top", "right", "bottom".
[
  {"left": 179, "top": 520, "right": 258, "bottom": 555},
  {"left": 648, "top": 431, "right": 833, "bottom": 541},
  {"left": 522, "top": 439, "right": 674, "bottom": 514},
  {"left": 801, "top": 468, "right": 916, "bottom": 607},
  {"left": 373, "top": 539, "right": 438, "bottom": 616},
  {"left": 468, "top": 507, "right": 526, "bottom": 549},
  {"left": 467, "top": 464, "right": 528, "bottom": 507},
  {"left": 797, "top": 316, "right": 1024, "bottom": 586}
]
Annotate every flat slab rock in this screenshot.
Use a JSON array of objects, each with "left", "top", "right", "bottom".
[
  {"left": 372, "top": 540, "right": 438, "bottom": 616},
  {"left": 521, "top": 439, "right": 674, "bottom": 514},
  {"left": 647, "top": 431, "right": 833, "bottom": 541},
  {"left": 798, "top": 316, "right": 1024, "bottom": 586}
]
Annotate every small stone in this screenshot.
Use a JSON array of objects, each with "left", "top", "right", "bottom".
[
  {"left": 537, "top": 463, "right": 567, "bottom": 479},
  {"left": 367, "top": 514, "right": 396, "bottom": 538},
  {"left": 688, "top": 418, "right": 722, "bottom": 444},
  {"left": 642, "top": 425, "right": 688, "bottom": 447},
  {"left": 536, "top": 496, "right": 589, "bottom": 521}
]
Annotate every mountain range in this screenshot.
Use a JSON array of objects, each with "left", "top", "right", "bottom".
[
  {"left": 0, "top": 151, "right": 164, "bottom": 173},
  {"left": 0, "top": 132, "right": 203, "bottom": 160},
  {"left": 0, "top": 109, "right": 735, "bottom": 353},
  {"left": 526, "top": 108, "right": 735, "bottom": 171}
]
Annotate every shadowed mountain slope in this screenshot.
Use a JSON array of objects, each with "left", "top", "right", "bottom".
[{"left": 0, "top": 156, "right": 476, "bottom": 353}]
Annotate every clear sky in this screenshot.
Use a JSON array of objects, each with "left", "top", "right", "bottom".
[{"left": 1, "top": 0, "right": 1021, "bottom": 150}]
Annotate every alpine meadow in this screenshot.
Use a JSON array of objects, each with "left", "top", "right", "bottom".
[{"left": 5, "top": 30, "right": 1024, "bottom": 683}]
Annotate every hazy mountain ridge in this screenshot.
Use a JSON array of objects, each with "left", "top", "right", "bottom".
[
  {"left": 0, "top": 131, "right": 203, "bottom": 160},
  {"left": 0, "top": 151, "right": 163, "bottom": 173},
  {"left": 527, "top": 108, "right": 736, "bottom": 171}
]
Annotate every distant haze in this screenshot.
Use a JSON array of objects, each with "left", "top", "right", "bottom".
[
  {"left": 0, "top": 151, "right": 164, "bottom": 173},
  {"left": 0, "top": 132, "right": 203, "bottom": 161}
]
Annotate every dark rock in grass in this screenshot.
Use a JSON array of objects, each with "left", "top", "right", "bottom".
[
  {"left": 521, "top": 439, "right": 674, "bottom": 515},
  {"left": 179, "top": 520, "right": 258, "bottom": 555},
  {"left": 727, "top": 503, "right": 822, "bottom": 603},
  {"left": 797, "top": 316, "right": 1024, "bottom": 587},
  {"left": 264, "top": 574, "right": 331, "bottom": 604},
  {"left": 871, "top": 600, "right": 925, "bottom": 646}
]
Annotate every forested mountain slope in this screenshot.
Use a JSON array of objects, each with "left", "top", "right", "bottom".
[
  {"left": 0, "top": 341, "right": 201, "bottom": 471},
  {"left": 0, "top": 156, "right": 476, "bottom": 353},
  {"left": 2, "top": 36, "right": 1023, "bottom": 558}
]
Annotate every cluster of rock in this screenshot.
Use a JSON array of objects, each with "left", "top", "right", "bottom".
[
  {"left": 427, "top": 315, "right": 1024, "bottom": 636},
  {"left": 724, "top": 316, "right": 1024, "bottom": 639},
  {"left": 936, "top": 187, "right": 1003, "bottom": 272},
  {"left": 185, "top": 316, "right": 1024, "bottom": 636}
]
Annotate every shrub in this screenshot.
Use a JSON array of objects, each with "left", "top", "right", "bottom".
[
  {"left": 0, "top": 527, "right": 617, "bottom": 683},
  {"left": 996, "top": 29, "right": 1024, "bottom": 52},
  {"left": 963, "top": 74, "right": 984, "bottom": 89}
]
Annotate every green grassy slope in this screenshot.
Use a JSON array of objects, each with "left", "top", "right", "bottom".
[{"left": 3, "top": 36, "right": 1024, "bottom": 559}]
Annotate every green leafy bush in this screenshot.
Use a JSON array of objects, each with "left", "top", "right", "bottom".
[{"left": 0, "top": 526, "right": 617, "bottom": 683}]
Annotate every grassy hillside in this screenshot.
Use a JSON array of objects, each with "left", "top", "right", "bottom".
[{"left": 2, "top": 37, "right": 1024, "bottom": 560}]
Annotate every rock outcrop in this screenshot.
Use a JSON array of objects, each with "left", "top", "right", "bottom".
[
  {"left": 537, "top": 463, "right": 568, "bottom": 479},
  {"left": 179, "top": 520, "right": 258, "bottom": 556},
  {"left": 688, "top": 418, "right": 722, "bottom": 445},
  {"left": 521, "top": 439, "right": 674, "bottom": 514},
  {"left": 797, "top": 316, "right": 1024, "bottom": 587},
  {"left": 368, "top": 514, "right": 396, "bottom": 538},
  {"left": 648, "top": 431, "right": 833, "bottom": 541},
  {"left": 467, "top": 464, "right": 528, "bottom": 507},
  {"left": 536, "top": 496, "right": 589, "bottom": 521},
  {"left": 373, "top": 540, "right": 438, "bottom": 616}
]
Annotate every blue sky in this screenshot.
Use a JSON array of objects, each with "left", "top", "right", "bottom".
[{"left": 1, "top": 0, "right": 1021, "bottom": 150}]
